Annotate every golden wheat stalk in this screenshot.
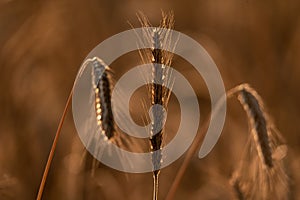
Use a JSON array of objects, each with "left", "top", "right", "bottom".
[
  {"left": 138, "top": 11, "right": 174, "bottom": 200},
  {"left": 228, "top": 83, "right": 290, "bottom": 200}
]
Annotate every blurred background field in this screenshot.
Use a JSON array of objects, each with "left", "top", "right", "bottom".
[{"left": 0, "top": 0, "right": 300, "bottom": 199}]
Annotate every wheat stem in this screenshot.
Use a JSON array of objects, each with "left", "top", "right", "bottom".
[
  {"left": 166, "top": 117, "right": 209, "bottom": 200},
  {"left": 36, "top": 88, "right": 73, "bottom": 200},
  {"left": 153, "top": 172, "right": 159, "bottom": 200}
]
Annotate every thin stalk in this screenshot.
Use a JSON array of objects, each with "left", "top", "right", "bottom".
[
  {"left": 153, "top": 172, "right": 159, "bottom": 200},
  {"left": 165, "top": 118, "right": 209, "bottom": 200},
  {"left": 36, "top": 88, "right": 73, "bottom": 200}
]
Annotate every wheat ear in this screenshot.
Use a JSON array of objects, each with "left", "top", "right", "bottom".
[
  {"left": 228, "top": 84, "right": 273, "bottom": 168},
  {"left": 228, "top": 83, "right": 290, "bottom": 200},
  {"left": 91, "top": 57, "right": 115, "bottom": 141},
  {"left": 137, "top": 11, "right": 174, "bottom": 200},
  {"left": 85, "top": 57, "right": 133, "bottom": 175}
]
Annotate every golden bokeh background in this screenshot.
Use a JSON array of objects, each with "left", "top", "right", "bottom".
[{"left": 0, "top": 0, "right": 299, "bottom": 199}]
